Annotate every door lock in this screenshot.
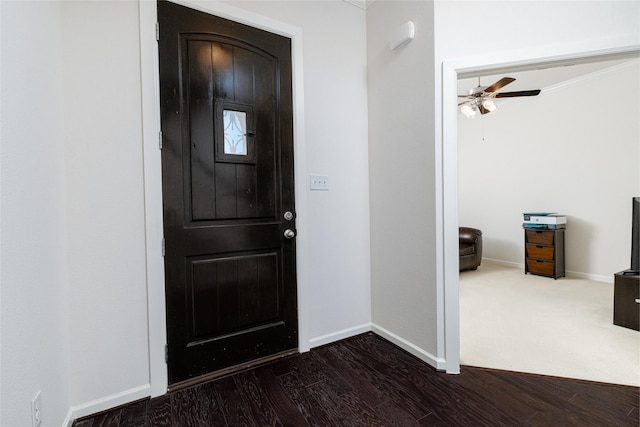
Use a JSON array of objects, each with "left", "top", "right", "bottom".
[{"left": 284, "top": 211, "right": 294, "bottom": 221}]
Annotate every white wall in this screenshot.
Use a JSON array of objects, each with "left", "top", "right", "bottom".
[
  {"left": 367, "top": 1, "right": 441, "bottom": 365},
  {"left": 459, "top": 61, "right": 640, "bottom": 281},
  {"left": 434, "top": 1, "right": 640, "bottom": 61},
  {"left": 216, "top": 0, "right": 372, "bottom": 344},
  {"left": 2, "top": 0, "right": 371, "bottom": 424},
  {"left": 61, "top": 0, "right": 151, "bottom": 409},
  {"left": 1, "top": 2, "right": 71, "bottom": 426}
]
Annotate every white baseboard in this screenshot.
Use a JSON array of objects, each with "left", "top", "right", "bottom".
[
  {"left": 308, "top": 323, "right": 372, "bottom": 348},
  {"left": 371, "top": 323, "right": 446, "bottom": 371},
  {"left": 483, "top": 258, "right": 522, "bottom": 269},
  {"left": 63, "top": 384, "right": 151, "bottom": 427},
  {"left": 565, "top": 270, "right": 614, "bottom": 283},
  {"left": 483, "top": 258, "right": 615, "bottom": 283}
]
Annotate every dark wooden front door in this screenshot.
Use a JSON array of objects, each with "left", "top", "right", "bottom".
[{"left": 158, "top": 0, "right": 297, "bottom": 386}]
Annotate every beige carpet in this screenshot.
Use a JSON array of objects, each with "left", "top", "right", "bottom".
[{"left": 460, "top": 261, "right": 640, "bottom": 386}]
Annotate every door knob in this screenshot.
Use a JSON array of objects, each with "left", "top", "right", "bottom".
[{"left": 284, "top": 229, "right": 296, "bottom": 239}]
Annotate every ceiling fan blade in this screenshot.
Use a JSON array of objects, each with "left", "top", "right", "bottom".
[
  {"left": 495, "top": 89, "right": 541, "bottom": 98},
  {"left": 479, "top": 105, "right": 490, "bottom": 115},
  {"left": 484, "top": 77, "right": 515, "bottom": 93}
]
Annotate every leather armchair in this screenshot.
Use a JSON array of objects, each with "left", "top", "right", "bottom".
[{"left": 459, "top": 227, "right": 483, "bottom": 271}]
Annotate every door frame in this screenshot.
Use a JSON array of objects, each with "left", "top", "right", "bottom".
[{"left": 139, "top": 0, "right": 309, "bottom": 397}]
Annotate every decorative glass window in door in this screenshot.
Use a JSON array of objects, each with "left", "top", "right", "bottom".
[{"left": 223, "top": 110, "right": 248, "bottom": 156}]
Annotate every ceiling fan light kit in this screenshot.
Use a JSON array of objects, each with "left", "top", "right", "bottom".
[
  {"left": 481, "top": 98, "right": 497, "bottom": 112},
  {"left": 460, "top": 103, "right": 477, "bottom": 118},
  {"left": 458, "top": 76, "right": 541, "bottom": 118}
]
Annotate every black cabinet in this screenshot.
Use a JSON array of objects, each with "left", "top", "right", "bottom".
[
  {"left": 613, "top": 272, "right": 639, "bottom": 331},
  {"left": 524, "top": 228, "right": 565, "bottom": 279}
]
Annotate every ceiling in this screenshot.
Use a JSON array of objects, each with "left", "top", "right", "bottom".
[{"left": 458, "top": 55, "right": 639, "bottom": 99}]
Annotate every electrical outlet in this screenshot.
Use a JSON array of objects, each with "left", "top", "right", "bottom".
[{"left": 31, "top": 391, "right": 42, "bottom": 427}]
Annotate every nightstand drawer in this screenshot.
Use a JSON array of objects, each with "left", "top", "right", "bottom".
[
  {"left": 525, "top": 230, "right": 554, "bottom": 245},
  {"left": 526, "top": 259, "right": 555, "bottom": 276},
  {"left": 526, "top": 244, "right": 554, "bottom": 260}
]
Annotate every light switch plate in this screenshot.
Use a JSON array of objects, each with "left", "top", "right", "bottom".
[{"left": 310, "top": 174, "right": 329, "bottom": 191}]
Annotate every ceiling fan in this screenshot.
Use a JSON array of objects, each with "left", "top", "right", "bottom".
[{"left": 458, "top": 77, "right": 541, "bottom": 118}]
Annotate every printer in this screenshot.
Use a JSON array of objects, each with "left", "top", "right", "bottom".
[{"left": 523, "top": 213, "right": 567, "bottom": 229}]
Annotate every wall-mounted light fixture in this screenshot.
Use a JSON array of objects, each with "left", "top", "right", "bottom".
[{"left": 389, "top": 21, "right": 415, "bottom": 50}]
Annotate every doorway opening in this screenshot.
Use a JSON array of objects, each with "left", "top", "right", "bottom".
[{"left": 447, "top": 49, "right": 639, "bottom": 385}]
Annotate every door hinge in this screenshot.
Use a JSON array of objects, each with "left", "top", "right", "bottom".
[
  {"left": 162, "top": 237, "right": 166, "bottom": 257},
  {"left": 155, "top": 22, "right": 160, "bottom": 42},
  {"left": 165, "top": 344, "right": 168, "bottom": 364},
  {"left": 159, "top": 131, "right": 163, "bottom": 150}
]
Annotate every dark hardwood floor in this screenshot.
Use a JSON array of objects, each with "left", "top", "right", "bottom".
[{"left": 73, "top": 333, "right": 639, "bottom": 426}]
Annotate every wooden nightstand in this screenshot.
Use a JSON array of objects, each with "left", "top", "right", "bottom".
[{"left": 524, "top": 228, "right": 565, "bottom": 279}]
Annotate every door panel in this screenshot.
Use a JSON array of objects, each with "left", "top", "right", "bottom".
[
  {"left": 158, "top": 0, "right": 297, "bottom": 386},
  {"left": 186, "top": 38, "right": 274, "bottom": 222},
  {"left": 188, "top": 252, "right": 279, "bottom": 339}
]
